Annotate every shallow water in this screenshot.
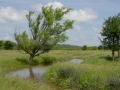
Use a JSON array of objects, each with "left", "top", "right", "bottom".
[
  {"left": 69, "top": 59, "right": 83, "bottom": 64},
  {"left": 9, "top": 59, "right": 83, "bottom": 82},
  {"left": 9, "top": 66, "right": 48, "bottom": 82}
]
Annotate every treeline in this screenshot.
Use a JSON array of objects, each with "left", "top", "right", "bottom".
[
  {"left": 0, "top": 40, "right": 104, "bottom": 50},
  {"left": 53, "top": 44, "right": 103, "bottom": 50},
  {"left": 0, "top": 40, "right": 17, "bottom": 50}
]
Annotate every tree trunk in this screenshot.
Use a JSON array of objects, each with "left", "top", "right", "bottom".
[
  {"left": 112, "top": 50, "right": 115, "bottom": 61},
  {"left": 29, "top": 55, "right": 34, "bottom": 66}
]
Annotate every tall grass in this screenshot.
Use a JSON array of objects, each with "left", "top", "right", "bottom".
[
  {"left": 0, "top": 50, "right": 74, "bottom": 90},
  {"left": 0, "top": 50, "right": 120, "bottom": 90},
  {"left": 43, "top": 50, "right": 120, "bottom": 90}
]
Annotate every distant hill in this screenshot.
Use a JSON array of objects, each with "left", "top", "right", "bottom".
[{"left": 52, "top": 44, "right": 82, "bottom": 50}]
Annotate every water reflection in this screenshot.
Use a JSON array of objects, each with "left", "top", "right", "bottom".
[
  {"left": 9, "top": 66, "right": 48, "bottom": 82},
  {"left": 29, "top": 66, "right": 34, "bottom": 79},
  {"left": 9, "top": 59, "right": 83, "bottom": 82}
]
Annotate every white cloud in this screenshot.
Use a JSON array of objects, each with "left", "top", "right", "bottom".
[
  {"left": 33, "top": 1, "right": 97, "bottom": 23},
  {"left": 46, "top": 1, "right": 63, "bottom": 9},
  {"left": 3, "top": 33, "right": 14, "bottom": 41},
  {"left": 74, "top": 25, "right": 81, "bottom": 30},
  {"left": 80, "top": 35, "right": 86, "bottom": 40},
  {"left": 33, "top": 1, "right": 63, "bottom": 12},
  {"left": 0, "top": 7, "right": 28, "bottom": 23},
  {"left": 32, "top": 3, "right": 43, "bottom": 12},
  {"left": 64, "top": 8, "right": 97, "bottom": 23},
  {"left": 92, "top": 26, "right": 101, "bottom": 33}
]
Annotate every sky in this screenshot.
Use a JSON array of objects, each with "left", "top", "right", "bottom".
[{"left": 0, "top": 0, "right": 120, "bottom": 46}]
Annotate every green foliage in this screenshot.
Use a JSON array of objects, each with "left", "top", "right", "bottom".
[
  {"left": 91, "top": 46, "right": 98, "bottom": 50},
  {"left": 106, "top": 76, "right": 120, "bottom": 90},
  {"left": 44, "top": 62, "right": 120, "bottom": 90},
  {"left": 82, "top": 45, "right": 87, "bottom": 50},
  {"left": 41, "top": 56, "right": 56, "bottom": 65},
  {"left": 98, "top": 45, "right": 103, "bottom": 50},
  {"left": 100, "top": 13, "right": 120, "bottom": 60},
  {"left": 0, "top": 76, "right": 54, "bottom": 90},
  {"left": 0, "top": 40, "right": 4, "bottom": 49},
  {"left": 52, "top": 44, "right": 81, "bottom": 50},
  {"left": 16, "top": 58, "right": 28, "bottom": 65},
  {"left": 14, "top": 5, "right": 74, "bottom": 65},
  {"left": 4, "top": 40, "right": 15, "bottom": 50},
  {"left": 56, "top": 65, "right": 75, "bottom": 79},
  {"left": 44, "top": 63, "right": 106, "bottom": 89},
  {"left": 16, "top": 58, "right": 40, "bottom": 66},
  {"left": 100, "top": 13, "right": 120, "bottom": 51},
  {"left": 1, "top": 50, "right": 120, "bottom": 90}
]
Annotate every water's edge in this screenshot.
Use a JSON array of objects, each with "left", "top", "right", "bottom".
[{"left": 8, "top": 59, "right": 83, "bottom": 82}]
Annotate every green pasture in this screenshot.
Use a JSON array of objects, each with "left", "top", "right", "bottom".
[{"left": 0, "top": 50, "right": 120, "bottom": 90}]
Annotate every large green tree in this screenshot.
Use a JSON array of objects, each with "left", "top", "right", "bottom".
[
  {"left": 100, "top": 13, "right": 120, "bottom": 60},
  {"left": 14, "top": 6, "right": 74, "bottom": 65}
]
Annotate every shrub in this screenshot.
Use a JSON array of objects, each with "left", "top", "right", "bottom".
[
  {"left": 16, "top": 58, "right": 39, "bottom": 65},
  {"left": 106, "top": 76, "right": 120, "bottom": 90},
  {"left": 41, "top": 56, "right": 56, "bottom": 65},
  {"left": 4, "top": 40, "right": 15, "bottom": 50},
  {"left": 82, "top": 45, "right": 87, "bottom": 50},
  {"left": 56, "top": 65, "right": 75, "bottom": 79}
]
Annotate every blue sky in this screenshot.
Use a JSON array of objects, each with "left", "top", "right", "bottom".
[{"left": 0, "top": 0, "right": 120, "bottom": 46}]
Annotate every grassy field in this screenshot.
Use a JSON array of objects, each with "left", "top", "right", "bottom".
[
  {"left": 43, "top": 50, "right": 120, "bottom": 90},
  {"left": 0, "top": 50, "right": 120, "bottom": 90}
]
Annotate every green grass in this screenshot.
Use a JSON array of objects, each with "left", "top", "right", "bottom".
[
  {"left": 0, "top": 50, "right": 120, "bottom": 90},
  {"left": 0, "top": 50, "right": 70, "bottom": 90},
  {"left": 43, "top": 50, "right": 120, "bottom": 90}
]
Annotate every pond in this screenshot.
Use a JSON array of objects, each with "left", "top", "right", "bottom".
[{"left": 9, "top": 59, "right": 83, "bottom": 82}]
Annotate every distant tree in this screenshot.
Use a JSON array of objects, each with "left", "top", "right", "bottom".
[
  {"left": 4, "top": 40, "right": 15, "bottom": 50},
  {"left": 100, "top": 13, "right": 120, "bottom": 60},
  {"left": 0, "top": 40, "right": 4, "bottom": 49},
  {"left": 82, "top": 45, "right": 87, "bottom": 50},
  {"left": 98, "top": 45, "right": 103, "bottom": 50},
  {"left": 14, "top": 6, "right": 74, "bottom": 65}
]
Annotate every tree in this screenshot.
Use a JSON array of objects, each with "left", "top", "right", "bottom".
[
  {"left": 0, "top": 40, "right": 4, "bottom": 49},
  {"left": 100, "top": 14, "right": 120, "bottom": 61},
  {"left": 98, "top": 45, "right": 102, "bottom": 50},
  {"left": 4, "top": 40, "right": 15, "bottom": 50},
  {"left": 82, "top": 45, "right": 87, "bottom": 50},
  {"left": 14, "top": 6, "right": 74, "bottom": 65}
]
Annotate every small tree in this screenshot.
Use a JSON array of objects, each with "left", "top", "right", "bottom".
[
  {"left": 98, "top": 45, "right": 103, "bottom": 50},
  {"left": 0, "top": 40, "right": 4, "bottom": 49},
  {"left": 14, "top": 6, "right": 74, "bottom": 65},
  {"left": 4, "top": 40, "right": 15, "bottom": 50},
  {"left": 82, "top": 45, "right": 87, "bottom": 50},
  {"left": 100, "top": 14, "right": 120, "bottom": 61}
]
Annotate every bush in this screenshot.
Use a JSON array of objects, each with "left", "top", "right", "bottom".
[
  {"left": 44, "top": 63, "right": 112, "bottom": 90},
  {"left": 106, "top": 76, "right": 120, "bottom": 90},
  {"left": 41, "top": 56, "right": 56, "bottom": 65},
  {"left": 4, "top": 40, "right": 15, "bottom": 50},
  {"left": 16, "top": 58, "right": 39, "bottom": 65},
  {"left": 82, "top": 45, "right": 87, "bottom": 50},
  {"left": 56, "top": 65, "right": 75, "bottom": 79},
  {"left": 44, "top": 63, "right": 90, "bottom": 89}
]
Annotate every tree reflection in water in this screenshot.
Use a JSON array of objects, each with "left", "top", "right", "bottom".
[
  {"left": 9, "top": 66, "right": 48, "bottom": 82},
  {"left": 29, "top": 66, "right": 35, "bottom": 79}
]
